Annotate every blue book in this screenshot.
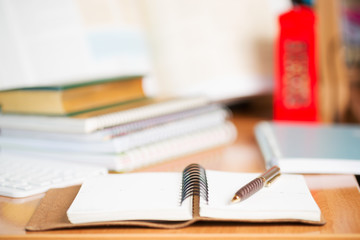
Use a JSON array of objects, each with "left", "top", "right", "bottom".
[{"left": 255, "top": 121, "right": 360, "bottom": 174}]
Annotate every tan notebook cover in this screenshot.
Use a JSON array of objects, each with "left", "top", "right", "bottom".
[
  {"left": 25, "top": 185, "right": 197, "bottom": 230},
  {"left": 26, "top": 184, "right": 325, "bottom": 231}
]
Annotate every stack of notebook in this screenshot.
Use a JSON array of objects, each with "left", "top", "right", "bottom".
[{"left": 0, "top": 77, "right": 237, "bottom": 172}]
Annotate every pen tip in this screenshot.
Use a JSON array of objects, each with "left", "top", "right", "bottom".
[{"left": 231, "top": 195, "right": 241, "bottom": 203}]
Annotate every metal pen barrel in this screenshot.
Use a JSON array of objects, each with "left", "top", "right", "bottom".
[{"left": 260, "top": 166, "right": 280, "bottom": 181}]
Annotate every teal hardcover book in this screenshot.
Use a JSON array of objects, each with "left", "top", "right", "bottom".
[{"left": 255, "top": 121, "right": 360, "bottom": 174}]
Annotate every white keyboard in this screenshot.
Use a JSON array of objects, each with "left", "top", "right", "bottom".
[{"left": 0, "top": 157, "right": 108, "bottom": 198}]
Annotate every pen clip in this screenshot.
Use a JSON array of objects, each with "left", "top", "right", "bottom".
[{"left": 265, "top": 173, "right": 281, "bottom": 187}]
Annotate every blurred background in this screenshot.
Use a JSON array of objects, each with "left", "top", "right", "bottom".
[{"left": 0, "top": 0, "right": 359, "bottom": 122}]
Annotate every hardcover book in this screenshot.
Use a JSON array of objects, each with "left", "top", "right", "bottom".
[{"left": 0, "top": 75, "right": 145, "bottom": 115}]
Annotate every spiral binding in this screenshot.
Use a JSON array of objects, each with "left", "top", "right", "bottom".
[
  {"left": 92, "top": 97, "right": 208, "bottom": 131},
  {"left": 107, "top": 104, "right": 224, "bottom": 139},
  {"left": 181, "top": 164, "right": 208, "bottom": 205}
]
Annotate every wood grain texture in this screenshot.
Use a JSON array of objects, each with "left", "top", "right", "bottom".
[{"left": 0, "top": 110, "right": 359, "bottom": 239}]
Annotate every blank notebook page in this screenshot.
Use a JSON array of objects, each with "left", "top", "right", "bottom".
[
  {"left": 200, "top": 171, "right": 321, "bottom": 222},
  {"left": 67, "top": 173, "right": 192, "bottom": 223}
]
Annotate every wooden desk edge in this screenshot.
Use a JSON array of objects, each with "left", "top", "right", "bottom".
[
  {"left": 1, "top": 113, "right": 360, "bottom": 238},
  {"left": 2, "top": 233, "right": 360, "bottom": 240}
]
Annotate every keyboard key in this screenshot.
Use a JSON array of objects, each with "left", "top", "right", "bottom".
[{"left": 0, "top": 157, "right": 108, "bottom": 198}]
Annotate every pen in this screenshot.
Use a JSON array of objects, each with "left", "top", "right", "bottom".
[{"left": 231, "top": 166, "right": 281, "bottom": 203}]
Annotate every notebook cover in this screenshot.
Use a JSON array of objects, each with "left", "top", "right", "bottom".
[
  {"left": 25, "top": 186, "right": 325, "bottom": 231},
  {"left": 255, "top": 121, "right": 360, "bottom": 174},
  {"left": 0, "top": 96, "right": 209, "bottom": 134},
  {"left": 0, "top": 75, "right": 143, "bottom": 91}
]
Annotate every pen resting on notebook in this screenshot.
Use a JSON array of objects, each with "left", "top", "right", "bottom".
[{"left": 231, "top": 166, "right": 281, "bottom": 203}]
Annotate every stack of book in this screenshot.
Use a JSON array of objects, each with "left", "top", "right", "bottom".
[{"left": 0, "top": 76, "right": 237, "bottom": 172}]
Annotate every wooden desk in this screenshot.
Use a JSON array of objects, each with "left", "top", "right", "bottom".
[{"left": 1, "top": 109, "right": 360, "bottom": 239}]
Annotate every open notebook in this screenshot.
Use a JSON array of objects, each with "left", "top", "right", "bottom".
[{"left": 26, "top": 164, "right": 324, "bottom": 230}]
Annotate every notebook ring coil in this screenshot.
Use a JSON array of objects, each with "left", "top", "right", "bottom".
[{"left": 181, "top": 163, "right": 208, "bottom": 205}]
